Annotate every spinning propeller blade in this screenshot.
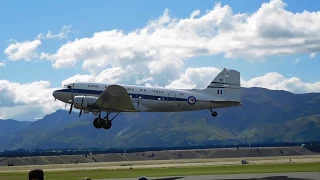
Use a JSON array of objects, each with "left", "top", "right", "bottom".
[
  {"left": 79, "top": 109, "right": 82, "bottom": 117},
  {"left": 69, "top": 101, "right": 73, "bottom": 114},
  {"left": 79, "top": 96, "right": 84, "bottom": 117},
  {"left": 69, "top": 91, "right": 74, "bottom": 115}
]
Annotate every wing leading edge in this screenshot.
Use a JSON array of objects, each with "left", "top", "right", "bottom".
[{"left": 92, "top": 85, "right": 137, "bottom": 112}]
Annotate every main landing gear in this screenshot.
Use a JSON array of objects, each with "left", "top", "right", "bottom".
[
  {"left": 93, "top": 112, "right": 120, "bottom": 130},
  {"left": 209, "top": 108, "right": 217, "bottom": 117}
]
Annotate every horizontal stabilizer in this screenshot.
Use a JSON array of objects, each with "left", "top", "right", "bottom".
[{"left": 209, "top": 100, "right": 242, "bottom": 106}]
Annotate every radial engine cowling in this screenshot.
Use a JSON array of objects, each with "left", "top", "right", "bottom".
[{"left": 73, "top": 95, "right": 98, "bottom": 109}]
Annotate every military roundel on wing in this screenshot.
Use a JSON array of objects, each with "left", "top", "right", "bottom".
[{"left": 187, "top": 96, "right": 196, "bottom": 105}]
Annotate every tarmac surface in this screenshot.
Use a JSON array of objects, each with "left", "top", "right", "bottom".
[{"left": 99, "top": 172, "right": 320, "bottom": 180}]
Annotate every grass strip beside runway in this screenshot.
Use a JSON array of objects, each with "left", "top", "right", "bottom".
[{"left": 1, "top": 162, "right": 319, "bottom": 180}]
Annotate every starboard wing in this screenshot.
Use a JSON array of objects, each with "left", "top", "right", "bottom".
[{"left": 92, "top": 85, "right": 136, "bottom": 111}]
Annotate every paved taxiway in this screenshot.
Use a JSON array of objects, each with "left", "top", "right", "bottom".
[{"left": 100, "top": 172, "right": 320, "bottom": 180}]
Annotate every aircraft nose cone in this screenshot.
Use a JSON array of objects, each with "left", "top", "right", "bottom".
[
  {"left": 52, "top": 89, "right": 71, "bottom": 103},
  {"left": 53, "top": 90, "right": 65, "bottom": 102},
  {"left": 52, "top": 90, "right": 58, "bottom": 99}
]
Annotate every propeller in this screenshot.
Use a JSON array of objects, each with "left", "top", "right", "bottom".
[
  {"left": 68, "top": 90, "right": 75, "bottom": 115},
  {"left": 69, "top": 100, "right": 73, "bottom": 114},
  {"left": 79, "top": 96, "right": 84, "bottom": 117}
]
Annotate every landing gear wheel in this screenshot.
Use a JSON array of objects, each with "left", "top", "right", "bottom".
[
  {"left": 209, "top": 108, "right": 217, "bottom": 117},
  {"left": 93, "top": 118, "right": 102, "bottom": 129},
  {"left": 211, "top": 111, "right": 217, "bottom": 117},
  {"left": 102, "top": 120, "right": 112, "bottom": 129},
  {"left": 93, "top": 111, "right": 120, "bottom": 130}
]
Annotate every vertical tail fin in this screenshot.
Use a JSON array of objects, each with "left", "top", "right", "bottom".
[{"left": 202, "top": 68, "right": 242, "bottom": 102}]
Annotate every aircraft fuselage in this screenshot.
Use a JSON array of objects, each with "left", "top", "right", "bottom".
[
  {"left": 52, "top": 68, "right": 242, "bottom": 130},
  {"left": 53, "top": 82, "right": 233, "bottom": 115}
]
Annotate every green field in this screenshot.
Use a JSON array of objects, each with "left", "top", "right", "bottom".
[{"left": 1, "top": 163, "right": 319, "bottom": 180}]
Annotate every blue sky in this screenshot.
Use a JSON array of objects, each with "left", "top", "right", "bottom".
[{"left": 0, "top": 0, "right": 320, "bottom": 120}]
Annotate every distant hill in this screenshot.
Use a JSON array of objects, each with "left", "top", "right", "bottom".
[
  {"left": 0, "top": 120, "right": 31, "bottom": 151},
  {"left": 1, "top": 87, "right": 320, "bottom": 151}
]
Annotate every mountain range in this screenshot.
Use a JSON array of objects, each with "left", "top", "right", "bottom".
[{"left": 1, "top": 87, "right": 320, "bottom": 152}]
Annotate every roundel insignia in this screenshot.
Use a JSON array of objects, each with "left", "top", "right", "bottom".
[{"left": 187, "top": 96, "right": 196, "bottom": 105}]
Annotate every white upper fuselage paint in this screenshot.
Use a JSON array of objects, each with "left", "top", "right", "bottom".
[{"left": 53, "top": 82, "right": 232, "bottom": 114}]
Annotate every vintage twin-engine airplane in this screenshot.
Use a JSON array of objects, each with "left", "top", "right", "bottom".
[{"left": 52, "top": 68, "right": 242, "bottom": 130}]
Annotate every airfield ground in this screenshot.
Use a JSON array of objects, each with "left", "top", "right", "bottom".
[
  {"left": 0, "top": 146, "right": 316, "bottom": 167},
  {"left": 0, "top": 146, "right": 319, "bottom": 180},
  {"left": 107, "top": 172, "right": 320, "bottom": 180},
  {"left": 0, "top": 154, "right": 320, "bottom": 172},
  {"left": 0, "top": 160, "right": 319, "bottom": 180}
]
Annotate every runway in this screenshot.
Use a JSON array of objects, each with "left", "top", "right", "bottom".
[{"left": 101, "top": 172, "right": 320, "bottom": 180}]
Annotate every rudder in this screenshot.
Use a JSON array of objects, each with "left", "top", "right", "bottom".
[{"left": 203, "top": 68, "right": 242, "bottom": 102}]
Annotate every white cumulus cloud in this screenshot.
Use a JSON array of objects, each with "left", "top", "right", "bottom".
[
  {"left": 3, "top": 25, "right": 73, "bottom": 62},
  {"left": 39, "top": 0, "right": 320, "bottom": 76},
  {"left": 62, "top": 67, "right": 128, "bottom": 86},
  {"left": 37, "top": 25, "right": 73, "bottom": 40},
  {"left": 4, "top": 40, "right": 41, "bottom": 61},
  {"left": 165, "top": 67, "right": 221, "bottom": 89},
  {"left": 162, "top": 67, "right": 320, "bottom": 94},
  {"left": 241, "top": 72, "right": 320, "bottom": 93},
  {"left": 0, "top": 80, "right": 64, "bottom": 120}
]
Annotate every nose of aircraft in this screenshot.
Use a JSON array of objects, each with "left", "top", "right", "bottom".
[
  {"left": 53, "top": 90, "right": 65, "bottom": 102},
  {"left": 52, "top": 90, "right": 58, "bottom": 99}
]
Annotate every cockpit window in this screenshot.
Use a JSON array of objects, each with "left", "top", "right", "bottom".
[{"left": 63, "top": 83, "right": 73, "bottom": 89}]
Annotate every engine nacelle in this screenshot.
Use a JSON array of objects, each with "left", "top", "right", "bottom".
[{"left": 73, "top": 95, "right": 98, "bottom": 110}]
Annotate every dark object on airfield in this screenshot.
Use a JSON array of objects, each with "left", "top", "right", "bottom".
[
  {"left": 241, "top": 159, "right": 249, "bottom": 164},
  {"left": 82, "top": 177, "right": 91, "bottom": 180},
  {"left": 138, "top": 177, "right": 148, "bottom": 180},
  {"left": 7, "top": 162, "right": 13, "bottom": 166},
  {"left": 28, "top": 169, "right": 44, "bottom": 180},
  {"left": 153, "top": 177, "right": 184, "bottom": 180}
]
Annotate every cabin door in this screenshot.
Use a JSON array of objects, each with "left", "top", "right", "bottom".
[{"left": 167, "top": 92, "right": 177, "bottom": 107}]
